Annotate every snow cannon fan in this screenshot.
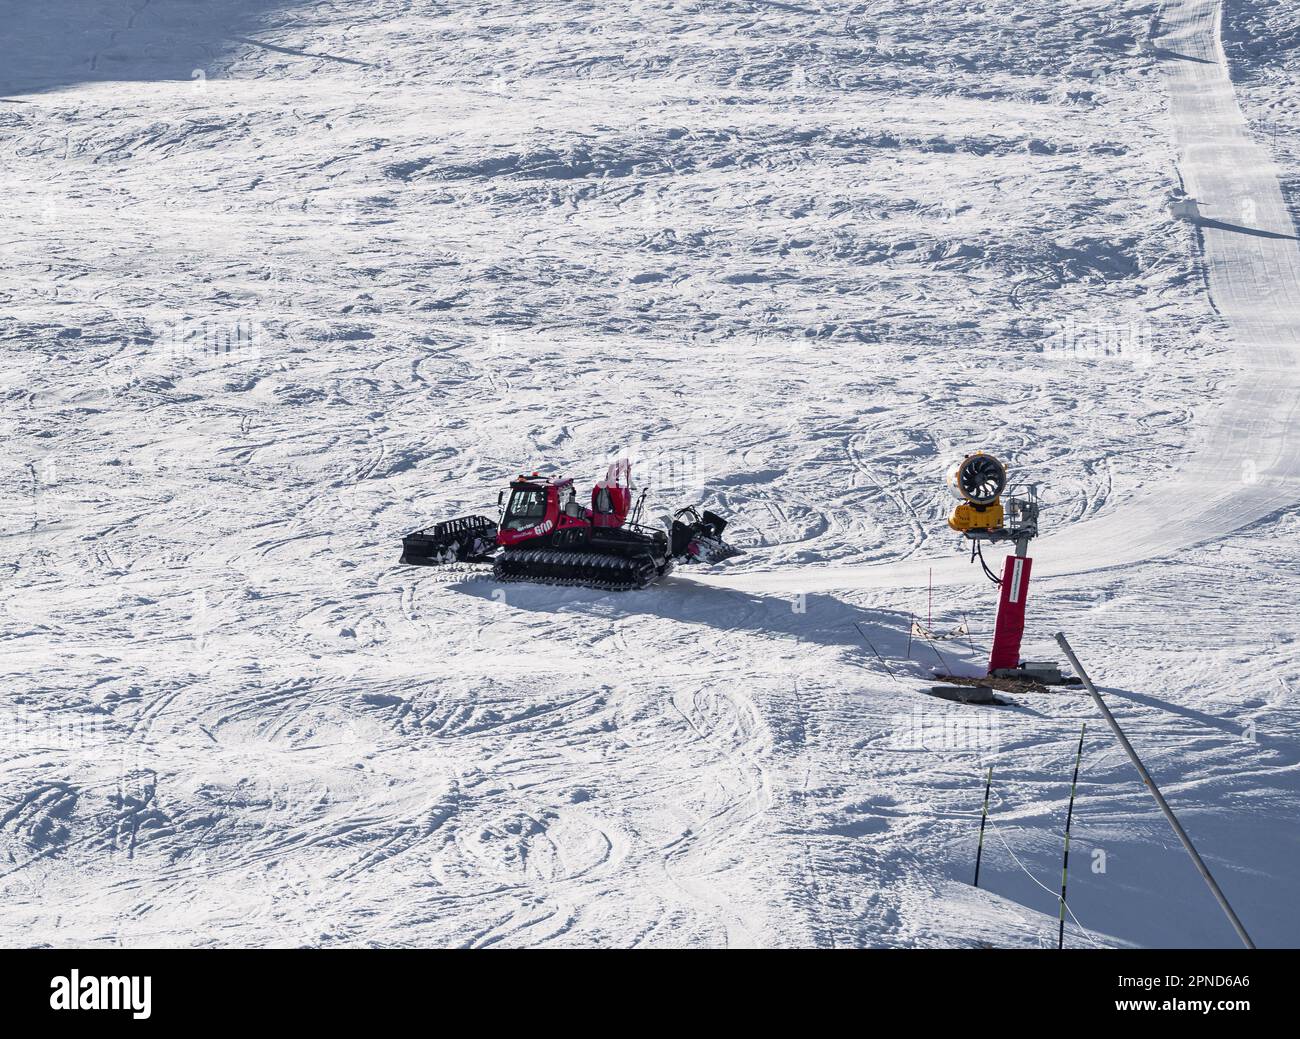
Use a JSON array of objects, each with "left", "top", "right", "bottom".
[{"left": 946, "top": 451, "right": 1008, "bottom": 535}]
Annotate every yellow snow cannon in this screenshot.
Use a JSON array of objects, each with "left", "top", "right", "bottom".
[{"left": 946, "top": 452, "right": 1007, "bottom": 533}]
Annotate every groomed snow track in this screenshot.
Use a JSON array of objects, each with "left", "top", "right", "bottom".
[{"left": 693, "top": 0, "right": 1300, "bottom": 596}]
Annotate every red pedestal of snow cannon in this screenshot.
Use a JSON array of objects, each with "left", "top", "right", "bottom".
[{"left": 988, "top": 553, "right": 1032, "bottom": 672}]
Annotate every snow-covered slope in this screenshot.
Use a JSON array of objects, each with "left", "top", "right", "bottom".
[{"left": 1, "top": 0, "right": 1296, "bottom": 947}]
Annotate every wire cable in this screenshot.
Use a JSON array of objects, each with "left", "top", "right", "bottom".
[
  {"left": 985, "top": 815, "right": 1104, "bottom": 949},
  {"left": 973, "top": 540, "right": 1002, "bottom": 586}
]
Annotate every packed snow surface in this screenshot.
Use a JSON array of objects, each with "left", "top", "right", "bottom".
[{"left": 1, "top": 0, "right": 1298, "bottom": 947}]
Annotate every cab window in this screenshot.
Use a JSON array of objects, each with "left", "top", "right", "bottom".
[{"left": 503, "top": 488, "right": 547, "bottom": 530}]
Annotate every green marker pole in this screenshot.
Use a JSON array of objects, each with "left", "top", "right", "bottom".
[
  {"left": 1058, "top": 722, "right": 1086, "bottom": 949},
  {"left": 974, "top": 766, "right": 992, "bottom": 887}
]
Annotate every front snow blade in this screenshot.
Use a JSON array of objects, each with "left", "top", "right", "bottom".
[{"left": 400, "top": 514, "right": 497, "bottom": 566}]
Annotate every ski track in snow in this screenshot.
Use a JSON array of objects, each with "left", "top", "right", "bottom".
[
  {"left": 694, "top": 0, "right": 1300, "bottom": 597},
  {"left": 1, "top": 0, "right": 1298, "bottom": 947}
]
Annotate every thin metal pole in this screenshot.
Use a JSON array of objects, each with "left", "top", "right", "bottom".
[
  {"left": 974, "top": 766, "right": 992, "bottom": 887},
  {"left": 853, "top": 623, "right": 900, "bottom": 685},
  {"left": 1055, "top": 633, "right": 1256, "bottom": 949},
  {"left": 1058, "top": 722, "right": 1086, "bottom": 949}
]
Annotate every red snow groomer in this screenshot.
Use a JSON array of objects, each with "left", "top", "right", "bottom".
[{"left": 399, "top": 460, "right": 739, "bottom": 590}]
